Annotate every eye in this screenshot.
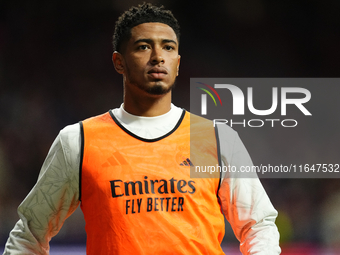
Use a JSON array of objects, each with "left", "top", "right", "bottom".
[
  {"left": 138, "top": 45, "right": 149, "bottom": 50},
  {"left": 164, "top": 45, "right": 175, "bottom": 51}
]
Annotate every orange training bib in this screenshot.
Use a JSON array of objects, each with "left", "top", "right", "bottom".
[{"left": 80, "top": 110, "right": 225, "bottom": 255}]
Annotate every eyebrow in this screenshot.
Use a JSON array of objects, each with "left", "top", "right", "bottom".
[{"left": 134, "top": 38, "right": 177, "bottom": 45}]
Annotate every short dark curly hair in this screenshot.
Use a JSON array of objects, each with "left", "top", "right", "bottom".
[{"left": 113, "top": 3, "right": 180, "bottom": 53}]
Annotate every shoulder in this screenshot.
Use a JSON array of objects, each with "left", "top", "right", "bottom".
[
  {"left": 81, "top": 111, "right": 113, "bottom": 125},
  {"left": 186, "top": 112, "right": 214, "bottom": 134},
  {"left": 58, "top": 111, "right": 112, "bottom": 150},
  {"left": 186, "top": 111, "right": 211, "bottom": 125},
  {"left": 215, "top": 122, "right": 238, "bottom": 141},
  {"left": 59, "top": 123, "right": 81, "bottom": 143},
  {"left": 52, "top": 123, "right": 82, "bottom": 160},
  {"left": 186, "top": 111, "right": 238, "bottom": 139}
]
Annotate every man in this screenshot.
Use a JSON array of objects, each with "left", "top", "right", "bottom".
[{"left": 3, "top": 3, "right": 281, "bottom": 255}]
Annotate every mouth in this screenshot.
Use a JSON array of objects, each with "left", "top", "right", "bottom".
[{"left": 147, "top": 67, "right": 168, "bottom": 79}]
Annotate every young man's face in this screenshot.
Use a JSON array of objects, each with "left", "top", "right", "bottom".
[{"left": 114, "top": 22, "right": 181, "bottom": 96}]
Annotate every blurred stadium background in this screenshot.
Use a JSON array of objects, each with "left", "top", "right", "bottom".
[{"left": 0, "top": 0, "right": 340, "bottom": 254}]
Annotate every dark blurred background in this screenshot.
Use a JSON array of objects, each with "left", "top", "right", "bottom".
[{"left": 1, "top": 0, "right": 340, "bottom": 254}]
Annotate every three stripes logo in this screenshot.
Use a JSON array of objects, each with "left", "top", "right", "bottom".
[
  {"left": 102, "top": 151, "right": 129, "bottom": 167},
  {"left": 197, "top": 82, "right": 222, "bottom": 115},
  {"left": 180, "top": 158, "right": 194, "bottom": 166}
]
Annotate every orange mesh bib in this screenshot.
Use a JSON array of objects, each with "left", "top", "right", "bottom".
[{"left": 80, "top": 110, "right": 225, "bottom": 255}]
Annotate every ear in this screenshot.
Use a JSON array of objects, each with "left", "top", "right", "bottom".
[
  {"left": 176, "top": 55, "right": 181, "bottom": 76},
  {"left": 112, "top": 51, "right": 125, "bottom": 74}
]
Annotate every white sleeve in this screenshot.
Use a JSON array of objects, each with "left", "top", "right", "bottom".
[
  {"left": 2, "top": 124, "right": 81, "bottom": 255},
  {"left": 216, "top": 124, "right": 281, "bottom": 255}
]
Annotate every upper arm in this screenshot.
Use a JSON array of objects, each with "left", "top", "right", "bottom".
[
  {"left": 215, "top": 124, "right": 281, "bottom": 254},
  {"left": 3, "top": 124, "right": 81, "bottom": 254}
]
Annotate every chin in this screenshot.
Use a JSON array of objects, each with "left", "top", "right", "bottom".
[{"left": 146, "top": 83, "right": 172, "bottom": 95}]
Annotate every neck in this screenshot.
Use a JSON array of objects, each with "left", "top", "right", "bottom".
[{"left": 123, "top": 89, "right": 172, "bottom": 117}]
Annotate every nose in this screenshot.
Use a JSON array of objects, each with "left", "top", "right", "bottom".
[{"left": 150, "top": 47, "right": 164, "bottom": 65}]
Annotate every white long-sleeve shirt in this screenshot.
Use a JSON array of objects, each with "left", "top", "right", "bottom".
[{"left": 3, "top": 104, "right": 280, "bottom": 255}]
